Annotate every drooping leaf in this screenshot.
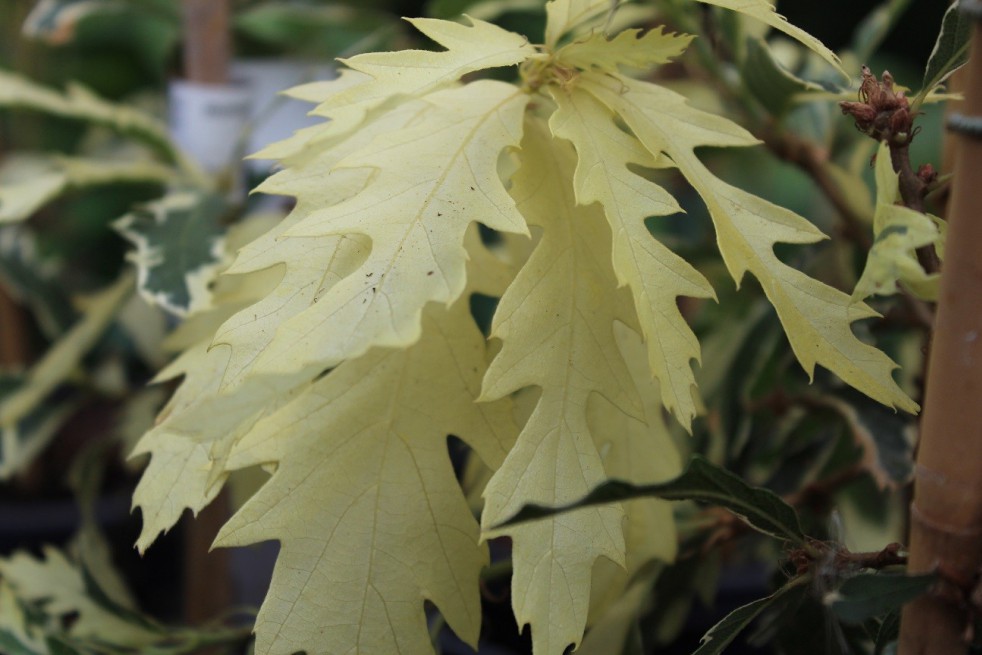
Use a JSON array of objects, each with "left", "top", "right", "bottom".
[
  {"left": 0, "top": 375, "right": 76, "bottom": 482},
  {"left": 114, "top": 190, "right": 227, "bottom": 317},
  {"left": 852, "top": 143, "right": 941, "bottom": 301},
  {"left": 0, "top": 154, "right": 175, "bottom": 224},
  {"left": 741, "top": 37, "right": 825, "bottom": 116},
  {"left": 214, "top": 269, "right": 517, "bottom": 655},
  {"left": 695, "top": 0, "right": 848, "bottom": 80},
  {"left": 917, "top": 0, "right": 970, "bottom": 105},
  {"left": 583, "top": 71, "right": 918, "bottom": 415},
  {"left": 0, "top": 69, "right": 194, "bottom": 171},
  {"left": 0, "top": 227, "right": 74, "bottom": 338},
  {"left": 0, "top": 274, "right": 132, "bottom": 452},
  {"left": 693, "top": 577, "right": 810, "bottom": 655},
  {"left": 808, "top": 391, "right": 915, "bottom": 488},
  {"left": 548, "top": 85, "right": 714, "bottom": 429},
  {"left": 555, "top": 26, "right": 694, "bottom": 73},
  {"left": 480, "top": 117, "right": 675, "bottom": 654},
  {"left": 499, "top": 454, "right": 804, "bottom": 544},
  {"left": 827, "top": 572, "right": 937, "bottom": 625}
]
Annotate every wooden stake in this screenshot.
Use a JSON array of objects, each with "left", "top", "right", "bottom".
[
  {"left": 899, "top": 15, "right": 982, "bottom": 655},
  {"left": 181, "top": 0, "right": 230, "bottom": 85}
]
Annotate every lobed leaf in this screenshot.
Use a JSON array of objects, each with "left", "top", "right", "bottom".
[
  {"left": 246, "top": 81, "right": 529, "bottom": 377},
  {"left": 544, "top": 0, "right": 611, "bottom": 46},
  {"left": 555, "top": 26, "right": 694, "bottom": 73},
  {"left": 583, "top": 71, "right": 918, "bottom": 415},
  {"left": 320, "top": 16, "right": 533, "bottom": 135},
  {"left": 548, "top": 85, "right": 713, "bottom": 430},
  {"left": 214, "top": 271, "right": 516, "bottom": 655},
  {"left": 481, "top": 117, "right": 676, "bottom": 654}
]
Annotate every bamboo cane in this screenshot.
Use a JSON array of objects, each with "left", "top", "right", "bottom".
[{"left": 898, "top": 6, "right": 982, "bottom": 653}]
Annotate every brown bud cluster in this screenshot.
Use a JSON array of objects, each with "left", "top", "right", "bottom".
[{"left": 840, "top": 66, "right": 916, "bottom": 145}]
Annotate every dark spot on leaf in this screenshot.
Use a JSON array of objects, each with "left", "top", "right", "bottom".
[
  {"left": 372, "top": 287, "right": 377, "bottom": 293},
  {"left": 427, "top": 271, "right": 434, "bottom": 276},
  {"left": 469, "top": 186, "right": 475, "bottom": 190},
  {"left": 366, "top": 272, "right": 373, "bottom": 277}
]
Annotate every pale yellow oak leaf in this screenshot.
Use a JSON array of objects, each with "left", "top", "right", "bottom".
[
  {"left": 580, "top": 567, "right": 660, "bottom": 655},
  {"left": 318, "top": 16, "right": 533, "bottom": 135},
  {"left": 211, "top": 100, "right": 435, "bottom": 392},
  {"left": 214, "top": 294, "right": 516, "bottom": 655},
  {"left": 481, "top": 117, "right": 658, "bottom": 655},
  {"left": 549, "top": 86, "right": 714, "bottom": 430},
  {"left": 583, "top": 72, "right": 916, "bottom": 413},
  {"left": 587, "top": 323, "right": 680, "bottom": 620},
  {"left": 556, "top": 26, "right": 694, "bottom": 73},
  {"left": 695, "top": 0, "right": 848, "bottom": 80},
  {"left": 246, "top": 81, "right": 529, "bottom": 376},
  {"left": 853, "top": 145, "right": 940, "bottom": 301},
  {"left": 544, "top": 0, "right": 611, "bottom": 47}
]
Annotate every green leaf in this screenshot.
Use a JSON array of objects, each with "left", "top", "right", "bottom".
[
  {"left": 695, "top": 0, "right": 849, "bottom": 80},
  {"left": 23, "top": 0, "right": 179, "bottom": 46},
  {"left": 692, "top": 577, "right": 810, "bottom": 655},
  {"left": 0, "top": 154, "right": 175, "bottom": 223},
  {"left": 875, "top": 610, "right": 900, "bottom": 654},
  {"left": 850, "top": 0, "right": 914, "bottom": 64},
  {"left": 0, "top": 69, "right": 194, "bottom": 173},
  {"left": 0, "top": 227, "right": 75, "bottom": 337},
  {"left": 741, "top": 37, "right": 824, "bottom": 116},
  {"left": 234, "top": 3, "right": 397, "bottom": 57},
  {"left": 0, "top": 372, "right": 78, "bottom": 481},
  {"left": 0, "top": 274, "right": 132, "bottom": 460},
  {"left": 114, "top": 191, "right": 227, "bottom": 318},
  {"left": 498, "top": 455, "right": 805, "bottom": 544},
  {"left": 919, "top": 1, "right": 970, "bottom": 100},
  {"left": 813, "top": 390, "right": 915, "bottom": 488},
  {"left": 828, "top": 572, "right": 938, "bottom": 625}
]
